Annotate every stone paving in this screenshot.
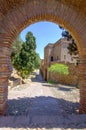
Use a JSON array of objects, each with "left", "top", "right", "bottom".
[{"left": 0, "top": 71, "right": 86, "bottom": 130}]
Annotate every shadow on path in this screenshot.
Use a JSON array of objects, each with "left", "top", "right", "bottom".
[
  {"left": 0, "top": 96, "right": 86, "bottom": 129},
  {"left": 8, "top": 96, "right": 79, "bottom": 116},
  {"left": 2, "top": 71, "right": 85, "bottom": 129},
  {"left": 42, "top": 83, "right": 75, "bottom": 92},
  {"left": 32, "top": 72, "right": 77, "bottom": 92}
]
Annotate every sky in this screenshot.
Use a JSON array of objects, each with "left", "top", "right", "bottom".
[{"left": 20, "top": 21, "right": 63, "bottom": 59}]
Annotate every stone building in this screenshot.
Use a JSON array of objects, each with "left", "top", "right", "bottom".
[
  {"left": 45, "top": 38, "right": 78, "bottom": 64},
  {"left": 41, "top": 38, "right": 78, "bottom": 81}
]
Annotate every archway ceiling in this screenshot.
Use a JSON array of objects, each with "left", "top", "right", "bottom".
[{"left": 0, "top": 0, "right": 86, "bottom": 18}]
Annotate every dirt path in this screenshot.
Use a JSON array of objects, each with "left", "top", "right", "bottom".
[{"left": 0, "top": 71, "right": 86, "bottom": 130}]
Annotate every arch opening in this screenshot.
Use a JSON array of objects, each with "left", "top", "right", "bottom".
[{"left": 0, "top": 0, "right": 86, "bottom": 115}]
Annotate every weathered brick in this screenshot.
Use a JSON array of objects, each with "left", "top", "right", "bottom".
[{"left": 0, "top": 0, "right": 86, "bottom": 114}]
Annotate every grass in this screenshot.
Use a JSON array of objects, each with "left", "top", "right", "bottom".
[{"left": 48, "top": 80, "right": 57, "bottom": 84}]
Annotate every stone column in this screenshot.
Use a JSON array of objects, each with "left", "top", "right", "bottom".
[
  {"left": 0, "top": 46, "right": 12, "bottom": 115},
  {"left": 78, "top": 57, "right": 86, "bottom": 113}
]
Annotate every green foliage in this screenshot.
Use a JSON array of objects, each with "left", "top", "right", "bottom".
[
  {"left": 48, "top": 63, "right": 69, "bottom": 75},
  {"left": 12, "top": 32, "right": 40, "bottom": 78},
  {"left": 59, "top": 26, "right": 78, "bottom": 55},
  {"left": 34, "top": 53, "right": 41, "bottom": 69},
  {"left": 11, "top": 35, "right": 23, "bottom": 62},
  {"left": 67, "top": 41, "right": 78, "bottom": 55},
  {"left": 48, "top": 80, "right": 56, "bottom": 84},
  {"left": 62, "top": 30, "right": 72, "bottom": 40}
]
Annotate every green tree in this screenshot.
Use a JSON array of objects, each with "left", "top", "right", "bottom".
[
  {"left": 67, "top": 40, "right": 78, "bottom": 55},
  {"left": 34, "top": 53, "right": 41, "bottom": 69},
  {"left": 11, "top": 35, "right": 23, "bottom": 61},
  {"left": 13, "top": 32, "right": 37, "bottom": 78},
  {"left": 59, "top": 26, "right": 78, "bottom": 55}
]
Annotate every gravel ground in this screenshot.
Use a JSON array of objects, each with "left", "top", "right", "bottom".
[{"left": 0, "top": 71, "right": 86, "bottom": 130}]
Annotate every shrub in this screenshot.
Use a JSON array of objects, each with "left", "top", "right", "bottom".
[
  {"left": 48, "top": 80, "right": 56, "bottom": 84},
  {"left": 48, "top": 63, "right": 69, "bottom": 75}
]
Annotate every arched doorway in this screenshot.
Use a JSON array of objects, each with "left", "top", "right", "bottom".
[{"left": 0, "top": 0, "right": 86, "bottom": 115}]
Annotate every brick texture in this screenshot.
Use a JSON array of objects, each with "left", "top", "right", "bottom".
[{"left": 0, "top": 0, "right": 86, "bottom": 114}]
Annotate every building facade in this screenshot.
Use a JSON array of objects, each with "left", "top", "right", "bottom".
[
  {"left": 45, "top": 38, "right": 78, "bottom": 64},
  {"left": 41, "top": 38, "right": 78, "bottom": 81}
]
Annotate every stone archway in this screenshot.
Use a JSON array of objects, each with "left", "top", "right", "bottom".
[{"left": 0, "top": 0, "right": 86, "bottom": 115}]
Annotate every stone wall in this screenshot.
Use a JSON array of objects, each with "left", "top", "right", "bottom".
[{"left": 48, "top": 63, "right": 78, "bottom": 86}]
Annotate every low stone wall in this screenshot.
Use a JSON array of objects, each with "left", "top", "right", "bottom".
[
  {"left": 48, "top": 63, "right": 78, "bottom": 86},
  {"left": 48, "top": 72, "right": 78, "bottom": 85},
  {"left": 8, "top": 77, "right": 22, "bottom": 88},
  {"left": 8, "top": 69, "right": 22, "bottom": 88}
]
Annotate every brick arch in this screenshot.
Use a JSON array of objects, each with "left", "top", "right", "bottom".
[{"left": 0, "top": 0, "right": 86, "bottom": 114}]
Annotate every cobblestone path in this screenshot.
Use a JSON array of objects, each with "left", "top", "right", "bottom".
[{"left": 0, "top": 71, "right": 86, "bottom": 130}]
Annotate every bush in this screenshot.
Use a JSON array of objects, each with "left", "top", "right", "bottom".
[
  {"left": 48, "top": 80, "right": 56, "bottom": 84},
  {"left": 48, "top": 63, "right": 69, "bottom": 75}
]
